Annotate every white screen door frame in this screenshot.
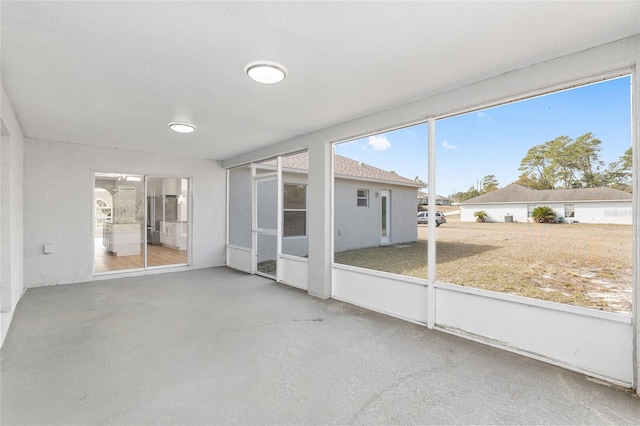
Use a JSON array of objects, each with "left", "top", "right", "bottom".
[{"left": 251, "top": 158, "right": 283, "bottom": 280}]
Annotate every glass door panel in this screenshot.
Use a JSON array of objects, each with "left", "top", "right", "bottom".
[
  {"left": 146, "top": 177, "right": 189, "bottom": 268},
  {"left": 94, "top": 173, "right": 145, "bottom": 273},
  {"left": 255, "top": 177, "right": 278, "bottom": 278}
]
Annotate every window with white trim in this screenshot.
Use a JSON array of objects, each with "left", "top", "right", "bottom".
[
  {"left": 357, "top": 189, "right": 369, "bottom": 207},
  {"left": 283, "top": 184, "right": 307, "bottom": 237},
  {"left": 564, "top": 204, "right": 575, "bottom": 218}
]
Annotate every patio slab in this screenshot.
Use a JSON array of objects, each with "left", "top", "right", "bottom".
[{"left": 1, "top": 267, "right": 639, "bottom": 424}]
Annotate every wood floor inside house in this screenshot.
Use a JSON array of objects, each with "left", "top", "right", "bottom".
[{"left": 95, "top": 239, "right": 187, "bottom": 272}]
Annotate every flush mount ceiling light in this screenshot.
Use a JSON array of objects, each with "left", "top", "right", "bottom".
[
  {"left": 168, "top": 122, "right": 196, "bottom": 134},
  {"left": 246, "top": 63, "right": 287, "bottom": 84}
]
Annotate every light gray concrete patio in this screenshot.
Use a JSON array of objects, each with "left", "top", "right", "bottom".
[{"left": 1, "top": 267, "right": 639, "bottom": 425}]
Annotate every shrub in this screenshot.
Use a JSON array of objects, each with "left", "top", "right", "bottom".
[
  {"left": 532, "top": 206, "right": 556, "bottom": 223},
  {"left": 474, "top": 210, "right": 488, "bottom": 223}
]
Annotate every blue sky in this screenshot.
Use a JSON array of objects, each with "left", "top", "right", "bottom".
[{"left": 334, "top": 76, "right": 632, "bottom": 196}]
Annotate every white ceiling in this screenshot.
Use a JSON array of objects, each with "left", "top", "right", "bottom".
[{"left": 2, "top": 1, "right": 639, "bottom": 161}]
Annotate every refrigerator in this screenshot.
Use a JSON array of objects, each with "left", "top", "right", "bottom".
[{"left": 147, "top": 195, "right": 178, "bottom": 245}]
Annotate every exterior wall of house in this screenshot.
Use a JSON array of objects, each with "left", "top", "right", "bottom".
[
  {"left": 239, "top": 171, "right": 419, "bottom": 260},
  {"left": 334, "top": 178, "right": 417, "bottom": 253},
  {"left": 460, "top": 204, "right": 527, "bottom": 223},
  {"left": 461, "top": 201, "right": 632, "bottom": 225},
  {"left": 23, "top": 138, "right": 227, "bottom": 288},
  {"left": 0, "top": 84, "right": 25, "bottom": 347},
  {"left": 573, "top": 201, "right": 632, "bottom": 225}
]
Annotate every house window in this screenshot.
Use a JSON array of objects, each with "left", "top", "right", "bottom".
[
  {"left": 357, "top": 189, "right": 369, "bottom": 207},
  {"left": 565, "top": 204, "right": 575, "bottom": 218},
  {"left": 283, "top": 184, "right": 306, "bottom": 237},
  {"left": 527, "top": 205, "right": 536, "bottom": 218}
]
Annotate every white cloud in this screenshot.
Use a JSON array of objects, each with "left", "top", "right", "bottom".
[
  {"left": 477, "top": 111, "right": 492, "bottom": 120},
  {"left": 368, "top": 134, "right": 391, "bottom": 151},
  {"left": 442, "top": 141, "right": 458, "bottom": 150}
]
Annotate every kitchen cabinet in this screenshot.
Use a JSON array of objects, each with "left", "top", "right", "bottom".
[
  {"left": 103, "top": 223, "right": 141, "bottom": 256},
  {"left": 160, "top": 221, "right": 187, "bottom": 250},
  {"left": 162, "top": 178, "right": 178, "bottom": 196}
]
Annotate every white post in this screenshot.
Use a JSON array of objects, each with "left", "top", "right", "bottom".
[
  {"left": 276, "top": 156, "right": 283, "bottom": 283},
  {"left": 632, "top": 65, "right": 639, "bottom": 394},
  {"left": 427, "top": 117, "right": 437, "bottom": 329},
  {"left": 307, "top": 143, "right": 332, "bottom": 299}
]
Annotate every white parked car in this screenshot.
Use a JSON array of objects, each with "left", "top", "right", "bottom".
[{"left": 417, "top": 211, "right": 447, "bottom": 226}]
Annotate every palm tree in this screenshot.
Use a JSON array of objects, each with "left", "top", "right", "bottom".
[
  {"left": 531, "top": 206, "right": 556, "bottom": 223},
  {"left": 474, "top": 211, "right": 488, "bottom": 223}
]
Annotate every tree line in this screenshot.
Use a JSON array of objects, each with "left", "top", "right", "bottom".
[{"left": 450, "top": 133, "right": 632, "bottom": 203}]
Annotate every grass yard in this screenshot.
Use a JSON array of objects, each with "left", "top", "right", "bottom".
[{"left": 334, "top": 215, "right": 633, "bottom": 314}]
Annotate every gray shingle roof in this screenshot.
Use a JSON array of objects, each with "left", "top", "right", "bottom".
[
  {"left": 266, "top": 151, "right": 423, "bottom": 187},
  {"left": 462, "top": 183, "right": 632, "bottom": 204}
]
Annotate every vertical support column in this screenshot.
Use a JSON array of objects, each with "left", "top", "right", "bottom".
[
  {"left": 632, "top": 65, "right": 639, "bottom": 395},
  {"left": 250, "top": 163, "right": 257, "bottom": 274},
  {"left": 0, "top": 130, "right": 11, "bottom": 314},
  {"left": 307, "top": 142, "right": 332, "bottom": 299},
  {"left": 276, "top": 156, "right": 283, "bottom": 283},
  {"left": 427, "top": 117, "right": 436, "bottom": 329}
]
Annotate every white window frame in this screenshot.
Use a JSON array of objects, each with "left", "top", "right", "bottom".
[
  {"left": 283, "top": 183, "right": 307, "bottom": 238},
  {"left": 357, "top": 189, "right": 369, "bottom": 207}
]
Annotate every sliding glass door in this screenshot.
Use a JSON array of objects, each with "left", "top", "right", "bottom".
[{"left": 94, "top": 173, "right": 190, "bottom": 274}]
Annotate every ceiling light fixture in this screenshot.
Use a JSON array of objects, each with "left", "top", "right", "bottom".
[
  {"left": 168, "top": 122, "right": 196, "bottom": 134},
  {"left": 246, "top": 63, "right": 287, "bottom": 84}
]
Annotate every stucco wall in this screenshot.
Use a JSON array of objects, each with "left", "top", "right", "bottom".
[
  {"left": 461, "top": 201, "right": 632, "bottom": 224},
  {"left": 334, "top": 178, "right": 418, "bottom": 253},
  {"left": 0, "top": 84, "right": 25, "bottom": 346},
  {"left": 23, "top": 138, "right": 226, "bottom": 288}
]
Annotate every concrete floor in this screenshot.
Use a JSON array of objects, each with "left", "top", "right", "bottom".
[{"left": 2, "top": 268, "right": 639, "bottom": 425}]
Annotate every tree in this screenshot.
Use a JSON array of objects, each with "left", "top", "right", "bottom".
[
  {"left": 517, "top": 133, "right": 609, "bottom": 189},
  {"left": 414, "top": 176, "right": 427, "bottom": 186},
  {"left": 481, "top": 175, "right": 499, "bottom": 193},
  {"left": 531, "top": 206, "right": 556, "bottom": 223},
  {"left": 572, "top": 132, "right": 604, "bottom": 187},
  {"left": 453, "top": 186, "right": 480, "bottom": 202},
  {"left": 518, "top": 140, "right": 557, "bottom": 189},
  {"left": 474, "top": 210, "right": 488, "bottom": 223},
  {"left": 513, "top": 172, "right": 549, "bottom": 190},
  {"left": 603, "top": 146, "right": 632, "bottom": 192}
]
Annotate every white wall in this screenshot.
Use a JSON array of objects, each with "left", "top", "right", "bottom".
[
  {"left": 461, "top": 201, "right": 633, "bottom": 224},
  {"left": 23, "top": 138, "right": 226, "bottom": 287},
  {"left": 0, "top": 84, "right": 25, "bottom": 346},
  {"left": 461, "top": 204, "right": 527, "bottom": 223},
  {"left": 575, "top": 201, "right": 632, "bottom": 225},
  {"left": 434, "top": 283, "right": 633, "bottom": 386},
  {"left": 334, "top": 178, "right": 417, "bottom": 252}
]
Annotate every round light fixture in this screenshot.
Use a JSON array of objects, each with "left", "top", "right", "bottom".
[
  {"left": 168, "top": 122, "right": 196, "bottom": 134},
  {"left": 246, "top": 63, "right": 286, "bottom": 84}
]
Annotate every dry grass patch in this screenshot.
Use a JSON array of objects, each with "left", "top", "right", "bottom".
[{"left": 334, "top": 217, "right": 632, "bottom": 314}]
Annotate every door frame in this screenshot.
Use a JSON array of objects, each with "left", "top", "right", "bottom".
[
  {"left": 381, "top": 189, "right": 391, "bottom": 244},
  {"left": 251, "top": 158, "right": 283, "bottom": 280}
]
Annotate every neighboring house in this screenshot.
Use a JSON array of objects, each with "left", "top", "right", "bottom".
[
  {"left": 249, "top": 152, "right": 424, "bottom": 257},
  {"left": 460, "top": 184, "right": 632, "bottom": 224},
  {"left": 418, "top": 191, "right": 451, "bottom": 208}
]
